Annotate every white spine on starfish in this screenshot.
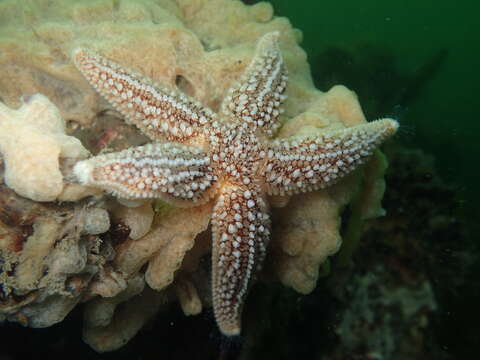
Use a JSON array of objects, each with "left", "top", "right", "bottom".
[
  {"left": 221, "top": 31, "right": 288, "bottom": 135},
  {"left": 73, "top": 143, "right": 216, "bottom": 206},
  {"left": 211, "top": 183, "right": 270, "bottom": 336},
  {"left": 263, "top": 118, "right": 399, "bottom": 196},
  {"left": 72, "top": 48, "right": 216, "bottom": 143}
]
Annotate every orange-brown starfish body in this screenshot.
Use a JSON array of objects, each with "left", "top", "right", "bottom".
[{"left": 72, "top": 32, "right": 398, "bottom": 336}]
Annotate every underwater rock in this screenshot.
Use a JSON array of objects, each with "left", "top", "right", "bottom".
[
  {"left": 0, "top": 185, "right": 110, "bottom": 328},
  {"left": 0, "top": 0, "right": 393, "bottom": 351}
]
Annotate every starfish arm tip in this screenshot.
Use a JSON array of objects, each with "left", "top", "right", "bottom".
[
  {"left": 221, "top": 31, "right": 287, "bottom": 134},
  {"left": 71, "top": 47, "right": 91, "bottom": 69},
  {"left": 263, "top": 117, "right": 399, "bottom": 196},
  {"left": 211, "top": 184, "right": 270, "bottom": 337},
  {"left": 73, "top": 159, "right": 94, "bottom": 185},
  {"left": 261, "top": 30, "right": 280, "bottom": 43},
  {"left": 218, "top": 321, "right": 241, "bottom": 337},
  {"left": 71, "top": 144, "right": 216, "bottom": 204},
  {"left": 376, "top": 117, "right": 399, "bottom": 134},
  {"left": 71, "top": 46, "right": 83, "bottom": 60}
]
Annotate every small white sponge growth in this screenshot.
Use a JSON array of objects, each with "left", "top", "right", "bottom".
[{"left": 0, "top": 94, "right": 89, "bottom": 201}]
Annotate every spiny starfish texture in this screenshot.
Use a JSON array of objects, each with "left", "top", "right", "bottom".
[{"left": 72, "top": 32, "right": 398, "bottom": 336}]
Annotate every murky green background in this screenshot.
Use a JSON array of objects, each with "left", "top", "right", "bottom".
[
  {"left": 267, "top": 0, "right": 480, "bottom": 357},
  {"left": 270, "top": 0, "right": 479, "bottom": 214}
]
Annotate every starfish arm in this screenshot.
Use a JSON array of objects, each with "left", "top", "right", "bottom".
[
  {"left": 73, "top": 48, "right": 216, "bottom": 142},
  {"left": 220, "top": 32, "right": 287, "bottom": 135},
  {"left": 211, "top": 183, "right": 270, "bottom": 336},
  {"left": 263, "top": 118, "right": 399, "bottom": 196},
  {"left": 73, "top": 143, "right": 216, "bottom": 206}
]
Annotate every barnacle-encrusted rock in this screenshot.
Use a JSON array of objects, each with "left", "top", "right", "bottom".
[
  {"left": 0, "top": 185, "right": 110, "bottom": 327},
  {"left": 0, "top": 0, "right": 390, "bottom": 351}
]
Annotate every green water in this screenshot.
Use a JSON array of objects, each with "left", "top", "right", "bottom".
[
  {"left": 271, "top": 0, "right": 480, "bottom": 211},
  {"left": 266, "top": 0, "right": 480, "bottom": 358}
]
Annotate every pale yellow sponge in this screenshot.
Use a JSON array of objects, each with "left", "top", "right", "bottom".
[{"left": 0, "top": 94, "right": 89, "bottom": 201}]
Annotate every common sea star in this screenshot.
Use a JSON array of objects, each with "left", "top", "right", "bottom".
[{"left": 72, "top": 32, "right": 398, "bottom": 336}]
